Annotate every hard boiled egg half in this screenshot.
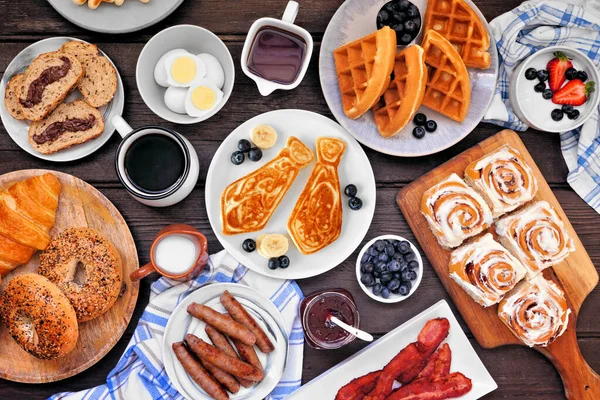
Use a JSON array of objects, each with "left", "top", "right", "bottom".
[
  {"left": 155, "top": 50, "right": 208, "bottom": 88},
  {"left": 185, "top": 79, "right": 224, "bottom": 117}
]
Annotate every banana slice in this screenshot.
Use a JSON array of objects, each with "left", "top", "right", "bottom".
[
  {"left": 257, "top": 233, "right": 289, "bottom": 258},
  {"left": 250, "top": 125, "right": 278, "bottom": 149}
]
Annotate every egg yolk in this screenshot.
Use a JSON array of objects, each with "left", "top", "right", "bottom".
[
  {"left": 191, "top": 86, "right": 217, "bottom": 110},
  {"left": 171, "top": 57, "right": 197, "bottom": 84}
]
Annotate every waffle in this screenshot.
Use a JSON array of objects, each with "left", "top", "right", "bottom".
[
  {"left": 333, "top": 26, "right": 396, "bottom": 119},
  {"left": 421, "top": 30, "right": 471, "bottom": 122},
  {"left": 287, "top": 137, "right": 346, "bottom": 255},
  {"left": 424, "top": 0, "right": 491, "bottom": 69},
  {"left": 221, "top": 137, "right": 314, "bottom": 235},
  {"left": 372, "top": 45, "right": 428, "bottom": 138}
]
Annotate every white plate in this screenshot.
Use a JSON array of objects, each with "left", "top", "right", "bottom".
[
  {"left": 205, "top": 109, "right": 376, "bottom": 280},
  {"left": 0, "top": 37, "right": 125, "bottom": 162},
  {"left": 47, "top": 0, "right": 184, "bottom": 34},
  {"left": 163, "top": 283, "right": 289, "bottom": 400},
  {"left": 288, "top": 300, "right": 497, "bottom": 399},
  {"left": 319, "top": 0, "right": 498, "bottom": 157}
]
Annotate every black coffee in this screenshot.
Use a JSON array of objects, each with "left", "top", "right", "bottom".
[{"left": 124, "top": 134, "right": 186, "bottom": 193}]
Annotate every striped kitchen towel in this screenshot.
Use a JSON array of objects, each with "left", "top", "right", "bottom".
[
  {"left": 483, "top": 0, "right": 600, "bottom": 213},
  {"left": 50, "top": 250, "right": 305, "bottom": 400}
]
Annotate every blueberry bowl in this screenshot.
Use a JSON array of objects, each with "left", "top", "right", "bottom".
[{"left": 356, "top": 235, "right": 423, "bottom": 304}]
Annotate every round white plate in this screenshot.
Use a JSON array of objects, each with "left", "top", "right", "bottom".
[
  {"left": 163, "top": 283, "right": 289, "bottom": 400},
  {"left": 0, "top": 37, "right": 125, "bottom": 162},
  {"left": 47, "top": 0, "right": 184, "bottom": 34},
  {"left": 319, "top": 0, "right": 498, "bottom": 157},
  {"left": 205, "top": 109, "right": 376, "bottom": 280}
]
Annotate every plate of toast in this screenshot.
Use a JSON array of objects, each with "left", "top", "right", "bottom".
[
  {"left": 205, "top": 109, "right": 376, "bottom": 280},
  {"left": 319, "top": 0, "right": 498, "bottom": 157},
  {"left": 0, "top": 37, "right": 124, "bottom": 162}
]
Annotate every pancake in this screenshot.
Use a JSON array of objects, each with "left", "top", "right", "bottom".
[
  {"left": 221, "top": 136, "right": 314, "bottom": 235},
  {"left": 287, "top": 137, "right": 346, "bottom": 255}
]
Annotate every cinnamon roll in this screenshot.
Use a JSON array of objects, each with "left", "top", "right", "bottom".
[
  {"left": 421, "top": 173, "right": 493, "bottom": 248},
  {"left": 449, "top": 234, "right": 527, "bottom": 307},
  {"left": 496, "top": 201, "right": 575, "bottom": 278},
  {"left": 465, "top": 145, "right": 538, "bottom": 217},
  {"left": 498, "top": 276, "right": 570, "bottom": 347}
]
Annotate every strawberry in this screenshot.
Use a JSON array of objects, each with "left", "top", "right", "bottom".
[
  {"left": 552, "top": 79, "right": 595, "bottom": 106},
  {"left": 547, "top": 51, "right": 573, "bottom": 92}
]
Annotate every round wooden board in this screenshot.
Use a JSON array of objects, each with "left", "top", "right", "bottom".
[{"left": 0, "top": 169, "right": 140, "bottom": 383}]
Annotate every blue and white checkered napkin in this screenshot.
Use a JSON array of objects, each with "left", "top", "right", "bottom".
[
  {"left": 483, "top": 0, "right": 600, "bottom": 213},
  {"left": 49, "top": 250, "right": 305, "bottom": 400}
]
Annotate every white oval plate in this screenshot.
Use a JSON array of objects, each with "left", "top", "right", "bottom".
[
  {"left": 319, "top": 0, "right": 498, "bottom": 157},
  {"left": 163, "top": 283, "right": 289, "bottom": 400},
  {"left": 0, "top": 37, "right": 125, "bottom": 162},
  {"left": 205, "top": 109, "right": 376, "bottom": 280}
]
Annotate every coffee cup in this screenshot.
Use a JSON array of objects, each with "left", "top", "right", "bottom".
[
  {"left": 112, "top": 115, "right": 200, "bottom": 207},
  {"left": 241, "top": 1, "right": 314, "bottom": 96},
  {"left": 130, "top": 224, "right": 209, "bottom": 282}
]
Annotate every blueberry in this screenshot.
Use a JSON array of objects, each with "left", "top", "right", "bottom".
[
  {"left": 398, "top": 0, "right": 410, "bottom": 10},
  {"left": 393, "top": 12, "right": 407, "bottom": 21},
  {"left": 279, "top": 255, "right": 290, "bottom": 269},
  {"left": 381, "top": 287, "right": 390, "bottom": 299},
  {"left": 561, "top": 104, "right": 574, "bottom": 113},
  {"left": 399, "top": 259, "right": 409, "bottom": 271},
  {"left": 238, "top": 139, "right": 252, "bottom": 152},
  {"left": 407, "top": 4, "right": 419, "bottom": 18},
  {"left": 231, "top": 151, "right": 245, "bottom": 165},
  {"left": 542, "top": 89, "right": 553, "bottom": 100},
  {"left": 412, "top": 17, "right": 421, "bottom": 30},
  {"left": 392, "top": 23, "right": 404, "bottom": 33},
  {"left": 404, "top": 20, "right": 416, "bottom": 33},
  {"left": 385, "top": 244, "right": 396, "bottom": 257},
  {"left": 393, "top": 272, "right": 401, "bottom": 280},
  {"left": 398, "top": 241, "right": 411, "bottom": 254},
  {"left": 388, "top": 259, "right": 401, "bottom": 272},
  {"left": 525, "top": 67, "right": 538, "bottom": 80},
  {"left": 361, "top": 273, "right": 376, "bottom": 287},
  {"left": 408, "top": 260, "right": 419, "bottom": 270},
  {"left": 368, "top": 246, "right": 379, "bottom": 257},
  {"left": 384, "top": 3, "right": 395, "bottom": 13},
  {"left": 565, "top": 67, "right": 578, "bottom": 80},
  {"left": 551, "top": 109, "right": 564, "bottom": 121},
  {"left": 349, "top": 197, "right": 363, "bottom": 210},
  {"left": 409, "top": 269, "right": 418, "bottom": 281},
  {"left": 401, "top": 269, "right": 412, "bottom": 281},
  {"left": 399, "top": 33, "right": 413, "bottom": 45},
  {"left": 361, "top": 252, "right": 370, "bottom": 264},
  {"left": 387, "top": 279, "right": 400, "bottom": 291},
  {"left": 377, "top": 10, "right": 389, "bottom": 23},
  {"left": 398, "top": 282, "right": 410, "bottom": 296},
  {"left": 344, "top": 184, "right": 358, "bottom": 197},
  {"left": 425, "top": 120, "right": 437, "bottom": 133},
  {"left": 242, "top": 238, "right": 256, "bottom": 252},
  {"left": 404, "top": 252, "right": 416, "bottom": 261},
  {"left": 374, "top": 240, "right": 386, "bottom": 252},
  {"left": 577, "top": 70, "right": 588, "bottom": 82},
  {"left": 534, "top": 81, "right": 546, "bottom": 93},
  {"left": 268, "top": 258, "right": 280, "bottom": 270},
  {"left": 248, "top": 147, "right": 262, "bottom": 162},
  {"left": 537, "top": 69, "right": 549, "bottom": 82},
  {"left": 376, "top": 261, "right": 387, "bottom": 272},
  {"left": 372, "top": 283, "right": 383, "bottom": 296},
  {"left": 413, "top": 113, "right": 427, "bottom": 126},
  {"left": 380, "top": 272, "right": 393, "bottom": 285},
  {"left": 378, "top": 253, "right": 389, "bottom": 263},
  {"left": 373, "top": 269, "right": 381, "bottom": 278},
  {"left": 413, "top": 126, "right": 426, "bottom": 139},
  {"left": 362, "top": 262, "right": 375, "bottom": 274},
  {"left": 568, "top": 109, "right": 580, "bottom": 120}
]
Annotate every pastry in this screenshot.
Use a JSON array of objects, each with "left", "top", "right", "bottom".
[
  {"left": 288, "top": 137, "right": 346, "bottom": 254},
  {"left": 333, "top": 26, "right": 397, "bottom": 119},
  {"left": 4, "top": 74, "right": 26, "bottom": 120},
  {"left": 464, "top": 145, "right": 538, "bottom": 217},
  {"left": 18, "top": 51, "right": 84, "bottom": 121},
  {"left": 498, "top": 276, "right": 570, "bottom": 347},
  {"left": 496, "top": 201, "right": 575, "bottom": 278},
  {"left": 421, "top": 30, "right": 471, "bottom": 122},
  {"left": 0, "top": 274, "right": 79, "bottom": 359},
  {"left": 449, "top": 233, "right": 527, "bottom": 307},
  {"left": 0, "top": 173, "right": 61, "bottom": 275},
  {"left": 221, "top": 136, "right": 314, "bottom": 235},
  {"left": 28, "top": 99, "right": 104, "bottom": 155},
  {"left": 39, "top": 228, "right": 123, "bottom": 322},
  {"left": 421, "top": 173, "right": 492, "bottom": 248},
  {"left": 424, "top": 0, "right": 491, "bottom": 69},
  {"left": 372, "top": 45, "right": 428, "bottom": 138}
]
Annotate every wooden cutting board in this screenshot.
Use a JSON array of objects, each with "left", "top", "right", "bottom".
[
  {"left": 397, "top": 130, "right": 599, "bottom": 399},
  {"left": 0, "top": 169, "right": 139, "bottom": 383}
]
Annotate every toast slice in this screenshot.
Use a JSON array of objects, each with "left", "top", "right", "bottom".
[
  {"left": 28, "top": 99, "right": 104, "bottom": 154},
  {"left": 18, "top": 52, "right": 83, "bottom": 121},
  {"left": 4, "top": 74, "right": 26, "bottom": 120},
  {"left": 60, "top": 41, "right": 117, "bottom": 107}
]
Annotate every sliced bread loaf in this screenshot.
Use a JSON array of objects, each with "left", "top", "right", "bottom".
[
  {"left": 4, "top": 74, "right": 26, "bottom": 120},
  {"left": 18, "top": 52, "right": 83, "bottom": 121},
  {"left": 59, "top": 41, "right": 99, "bottom": 58},
  {"left": 28, "top": 99, "right": 104, "bottom": 154}
]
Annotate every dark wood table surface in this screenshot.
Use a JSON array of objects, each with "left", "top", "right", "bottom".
[{"left": 0, "top": 0, "right": 598, "bottom": 398}]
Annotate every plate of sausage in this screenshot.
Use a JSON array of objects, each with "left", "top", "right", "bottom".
[{"left": 163, "top": 283, "right": 289, "bottom": 400}]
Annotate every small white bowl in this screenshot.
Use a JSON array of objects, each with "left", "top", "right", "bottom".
[
  {"left": 356, "top": 235, "right": 423, "bottom": 304},
  {"left": 136, "top": 24, "right": 235, "bottom": 125},
  {"left": 510, "top": 46, "right": 600, "bottom": 133}
]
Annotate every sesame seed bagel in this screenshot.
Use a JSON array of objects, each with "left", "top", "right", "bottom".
[
  {"left": 39, "top": 228, "right": 122, "bottom": 322},
  {"left": 0, "top": 273, "right": 79, "bottom": 359}
]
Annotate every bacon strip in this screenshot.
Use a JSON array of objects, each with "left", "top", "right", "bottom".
[
  {"left": 335, "top": 370, "right": 382, "bottom": 400},
  {"left": 386, "top": 372, "right": 473, "bottom": 400},
  {"left": 416, "top": 343, "right": 451, "bottom": 380}
]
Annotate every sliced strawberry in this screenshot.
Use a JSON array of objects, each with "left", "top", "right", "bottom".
[
  {"left": 552, "top": 80, "right": 595, "bottom": 106},
  {"left": 547, "top": 51, "right": 573, "bottom": 92}
]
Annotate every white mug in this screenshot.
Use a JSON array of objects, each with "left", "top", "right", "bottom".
[
  {"left": 112, "top": 115, "right": 200, "bottom": 207},
  {"left": 241, "top": 1, "right": 314, "bottom": 96}
]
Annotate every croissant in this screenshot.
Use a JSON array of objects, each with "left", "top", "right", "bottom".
[{"left": 0, "top": 173, "right": 61, "bottom": 275}]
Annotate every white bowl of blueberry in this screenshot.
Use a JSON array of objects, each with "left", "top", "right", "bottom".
[{"left": 356, "top": 235, "right": 422, "bottom": 303}]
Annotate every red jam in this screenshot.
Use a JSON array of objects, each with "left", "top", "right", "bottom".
[{"left": 300, "top": 289, "right": 360, "bottom": 349}]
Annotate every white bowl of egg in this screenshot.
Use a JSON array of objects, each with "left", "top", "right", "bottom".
[{"left": 136, "top": 24, "right": 235, "bottom": 124}]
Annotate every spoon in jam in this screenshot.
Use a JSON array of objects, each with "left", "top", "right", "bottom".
[{"left": 327, "top": 314, "right": 373, "bottom": 342}]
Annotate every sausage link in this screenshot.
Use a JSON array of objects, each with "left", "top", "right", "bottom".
[
  {"left": 232, "top": 339, "right": 263, "bottom": 378},
  {"left": 199, "top": 358, "right": 240, "bottom": 394},
  {"left": 205, "top": 325, "right": 255, "bottom": 387},
  {"left": 187, "top": 303, "right": 256, "bottom": 346}
]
